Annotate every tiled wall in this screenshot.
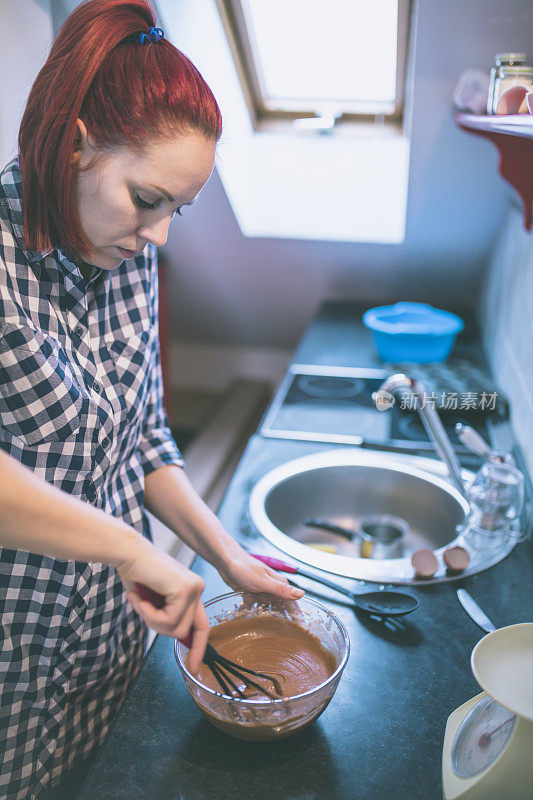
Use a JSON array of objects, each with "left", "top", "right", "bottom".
[{"left": 478, "top": 204, "right": 533, "bottom": 477}]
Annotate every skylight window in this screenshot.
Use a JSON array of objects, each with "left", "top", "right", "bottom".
[{"left": 219, "top": 0, "right": 411, "bottom": 126}]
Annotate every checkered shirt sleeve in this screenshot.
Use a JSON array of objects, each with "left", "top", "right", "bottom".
[{"left": 138, "top": 244, "right": 184, "bottom": 475}]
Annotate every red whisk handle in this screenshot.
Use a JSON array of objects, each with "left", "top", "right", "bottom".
[
  {"left": 134, "top": 582, "right": 165, "bottom": 608},
  {"left": 251, "top": 553, "right": 298, "bottom": 573},
  {"left": 133, "top": 584, "right": 195, "bottom": 649}
]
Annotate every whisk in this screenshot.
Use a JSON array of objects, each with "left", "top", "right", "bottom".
[{"left": 134, "top": 583, "right": 282, "bottom": 700}]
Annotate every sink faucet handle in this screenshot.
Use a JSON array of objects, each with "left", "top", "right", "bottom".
[
  {"left": 455, "top": 423, "right": 492, "bottom": 458},
  {"left": 455, "top": 423, "right": 515, "bottom": 466}
]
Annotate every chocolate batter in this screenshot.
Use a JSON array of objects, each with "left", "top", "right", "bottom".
[
  {"left": 188, "top": 613, "right": 337, "bottom": 699},
  {"left": 185, "top": 612, "right": 339, "bottom": 739}
]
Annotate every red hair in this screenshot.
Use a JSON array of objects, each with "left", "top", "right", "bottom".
[{"left": 18, "top": 0, "right": 222, "bottom": 257}]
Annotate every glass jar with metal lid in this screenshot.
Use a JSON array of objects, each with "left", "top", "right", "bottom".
[{"left": 487, "top": 53, "right": 533, "bottom": 114}]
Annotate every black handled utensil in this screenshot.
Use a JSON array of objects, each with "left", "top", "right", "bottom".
[{"left": 252, "top": 554, "right": 420, "bottom": 617}]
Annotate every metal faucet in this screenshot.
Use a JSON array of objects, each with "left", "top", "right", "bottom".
[{"left": 376, "top": 373, "right": 466, "bottom": 496}]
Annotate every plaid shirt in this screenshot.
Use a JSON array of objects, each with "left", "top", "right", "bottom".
[{"left": 0, "top": 158, "right": 183, "bottom": 800}]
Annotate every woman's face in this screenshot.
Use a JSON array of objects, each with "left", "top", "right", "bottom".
[{"left": 73, "top": 121, "right": 216, "bottom": 268}]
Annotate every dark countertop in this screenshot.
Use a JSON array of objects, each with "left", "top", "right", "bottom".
[{"left": 76, "top": 302, "right": 533, "bottom": 800}]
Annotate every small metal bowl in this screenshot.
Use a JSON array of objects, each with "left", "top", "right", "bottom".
[{"left": 358, "top": 514, "right": 408, "bottom": 559}]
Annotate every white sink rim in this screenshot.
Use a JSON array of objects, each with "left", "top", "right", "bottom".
[{"left": 248, "top": 448, "right": 514, "bottom": 585}]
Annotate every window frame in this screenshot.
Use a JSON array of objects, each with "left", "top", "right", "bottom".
[{"left": 216, "top": 0, "right": 413, "bottom": 130}]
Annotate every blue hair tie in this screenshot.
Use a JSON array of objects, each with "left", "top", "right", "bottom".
[{"left": 139, "top": 26, "right": 164, "bottom": 45}]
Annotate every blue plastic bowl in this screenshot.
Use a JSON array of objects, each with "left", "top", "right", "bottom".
[{"left": 362, "top": 302, "right": 464, "bottom": 363}]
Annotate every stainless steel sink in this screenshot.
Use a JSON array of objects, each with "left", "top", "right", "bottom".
[{"left": 248, "top": 449, "right": 514, "bottom": 584}]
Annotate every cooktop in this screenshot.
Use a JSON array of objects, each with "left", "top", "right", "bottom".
[{"left": 260, "top": 364, "right": 507, "bottom": 458}]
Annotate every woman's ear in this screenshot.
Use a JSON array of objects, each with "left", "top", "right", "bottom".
[{"left": 71, "top": 118, "right": 89, "bottom": 165}]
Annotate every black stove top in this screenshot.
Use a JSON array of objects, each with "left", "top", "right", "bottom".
[
  {"left": 261, "top": 367, "right": 503, "bottom": 463},
  {"left": 288, "top": 374, "right": 377, "bottom": 404}
]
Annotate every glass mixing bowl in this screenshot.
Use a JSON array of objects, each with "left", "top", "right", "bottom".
[{"left": 174, "top": 591, "right": 350, "bottom": 741}]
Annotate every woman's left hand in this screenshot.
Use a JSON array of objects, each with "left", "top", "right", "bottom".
[{"left": 216, "top": 545, "right": 304, "bottom": 600}]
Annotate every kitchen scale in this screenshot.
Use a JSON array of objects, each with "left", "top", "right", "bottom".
[{"left": 442, "top": 623, "right": 533, "bottom": 799}]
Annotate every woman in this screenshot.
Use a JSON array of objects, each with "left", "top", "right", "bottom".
[{"left": 0, "top": 2, "right": 303, "bottom": 798}]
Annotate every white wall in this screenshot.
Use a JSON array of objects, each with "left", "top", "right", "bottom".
[
  {"left": 51, "top": 0, "right": 81, "bottom": 34},
  {"left": 162, "top": 0, "right": 532, "bottom": 351},
  {"left": 0, "top": 0, "right": 53, "bottom": 166},
  {"left": 478, "top": 208, "right": 533, "bottom": 477}
]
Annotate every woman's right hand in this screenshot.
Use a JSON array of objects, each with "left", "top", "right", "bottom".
[{"left": 117, "top": 538, "right": 209, "bottom": 673}]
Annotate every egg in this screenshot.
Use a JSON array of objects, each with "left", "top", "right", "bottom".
[
  {"left": 411, "top": 548, "right": 438, "bottom": 579},
  {"left": 443, "top": 545, "right": 470, "bottom": 575},
  {"left": 495, "top": 85, "right": 529, "bottom": 115}
]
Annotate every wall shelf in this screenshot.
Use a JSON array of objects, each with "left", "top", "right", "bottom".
[{"left": 456, "top": 113, "right": 533, "bottom": 230}]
